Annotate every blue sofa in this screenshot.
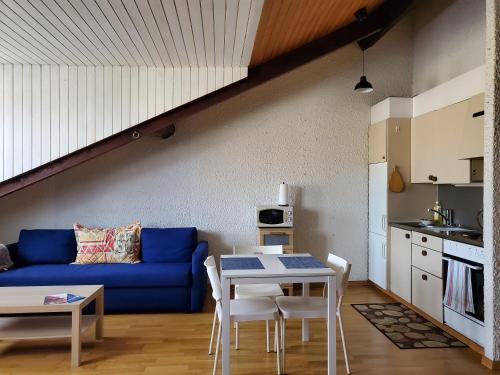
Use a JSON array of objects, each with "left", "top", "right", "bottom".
[{"left": 0, "top": 227, "right": 208, "bottom": 313}]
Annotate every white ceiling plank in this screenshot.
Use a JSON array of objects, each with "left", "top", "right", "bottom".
[
  {"left": 232, "top": 0, "right": 251, "bottom": 66},
  {"left": 77, "top": 66, "right": 87, "bottom": 148},
  {"left": 121, "top": 66, "right": 131, "bottom": 129},
  {"left": 223, "top": 66, "right": 233, "bottom": 86},
  {"left": 57, "top": 0, "right": 120, "bottom": 65},
  {"left": 0, "top": 38, "right": 30, "bottom": 64},
  {"left": 22, "top": 64, "right": 32, "bottom": 172},
  {"left": 0, "top": 65, "right": 3, "bottom": 180},
  {"left": 0, "top": 22, "right": 55, "bottom": 64},
  {"left": 87, "top": 0, "right": 140, "bottom": 65},
  {"left": 0, "top": 1, "right": 76, "bottom": 64},
  {"left": 207, "top": 65, "right": 215, "bottom": 92},
  {"left": 40, "top": 65, "right": 50, "bottom": 164},
  {"left": 181, "top": 66, "right": 190, "bottom": 104},
  {"left": 173, "top": 67, "right": 182, "bottom": 107},
  {"left": 103, "top": 65, "right": 113, "bottom": 137},
  {"left": 130, "top": 66, "right": 139, "bottom": 125},
  {"left": 190, "top": 67, "right": 198, "bottom": 100},
  {"left": 107, "top": 0, "right": 153, "bottom": 66},
  {"left": 200, "top": 0, "right": 215, "bottom": 67},
  {"left": 224, "top": 0, "right": 238, "bottom": 67},
  {"left": 10, "top": 0, "right": 93, "bottom": 65},
  {"left": 13, "top": 65, "right": 22, "bottom": 175},
  {"left": 122, "top": 0, "right": 163, "bottom": 66},
  {"left": 187, "top": 0, "right": 207, "bottom": 67},
  {"left": 59, "top": 65, "right": 69, "bottom": 156},
  {"left": 155, "top": 66, "right": 165, "bottom": 115},
  {"left": 164, "top": 66, "right": 173, "bottom": 111},
  {"left": 31, "top": 64, "right": 41, "bottom": 168},
  {"left": 161, "top": 0, "right": 189, "bottom": 66},
  {"left": 241, "top": 0, "right": 263, "bottom": 66},
  {"left": 68, "top": 66, "right": 78, "bottom": 153},
  {"left": 215, "top": 66, "right": 223, "bottom": 89},
  {"left": 112, "top": 66, "right": 121, "bottom": 133},
  {"left": 149, "top": 0, "right": 181, "bottom": 66},
  {"left": 199, "top": 65, "right": 207, "bottom": 96},
  {"left": 49, "top": 65, "right": 60, "bottom": 161},
  {"left": 86, "top": 66, "right": 96, "bottom": 145},
  {"left": 174, "top": 0, "right": 198, "bottom": 67},
  {"left": 138, "top": 66, "right": 148, "bottom": 122},
  {"left": 95, "top": 65, "right": 104, "bottom": 141},
  {"left": 38, "top": 0, "right": 109, "bottom": 65},
  {"left": 213, "top": 0, "right": 225, "bottom": 67},
  {"left": 135, "top": 0, "right": 172, "bottom": 67},
  {"left": 232, "top": 66, "right": 241, "bottom": 81},
  {"left": 147, "top": 66, "right": 156, "bottom": 118},
  {"left": 3, "top": 65, "right": 13, "bottom": 179}
]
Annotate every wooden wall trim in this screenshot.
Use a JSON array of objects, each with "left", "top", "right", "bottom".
[{"left": 0, "top": 0, "right": 414, "bottom": 198}]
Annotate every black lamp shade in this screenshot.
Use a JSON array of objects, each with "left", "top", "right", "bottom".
[{"left": 354, "top": 75, "right": 373, "bottom": 93}]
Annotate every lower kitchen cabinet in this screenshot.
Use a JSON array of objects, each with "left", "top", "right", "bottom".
[
  {"left": 369, "top": 232, "right": 387, "bottom": 289},
  {"left": 390, "top": 227, "right": 412, "bottom": 302},
  {"left": 412, "top": 266, "right": 443, "bottom": 323}
]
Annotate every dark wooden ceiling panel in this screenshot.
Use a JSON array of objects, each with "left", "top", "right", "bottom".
[{"left": 250, "top": 0, "right": 384, "bottom": 66}]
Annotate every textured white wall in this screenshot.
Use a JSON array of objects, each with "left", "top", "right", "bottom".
[
  {"left": 483, "top": 0, "right": 500, "bottom": 362},
  {"left": 0, "top": 18, "right": 413, "bottom": 281},
  {"left": 413, "top": 0, "right": 486, "bottom": 95}
]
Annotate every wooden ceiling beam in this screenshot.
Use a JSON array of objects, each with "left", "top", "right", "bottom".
[{"left": 0, "top": 0, "right": 414, "bottom": 198}]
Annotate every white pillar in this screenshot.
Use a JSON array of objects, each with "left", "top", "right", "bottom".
[{"left": 483, "top": 0, "right": 500, "bottom": 366}]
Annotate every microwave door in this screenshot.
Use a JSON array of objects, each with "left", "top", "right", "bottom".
[{"left": 259, "top": 209, "right": 285, "bottom": 225}]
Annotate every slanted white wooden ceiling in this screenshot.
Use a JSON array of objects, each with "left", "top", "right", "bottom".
[{"left": 0, "top": 0, "right": 263, "bottom": 67}]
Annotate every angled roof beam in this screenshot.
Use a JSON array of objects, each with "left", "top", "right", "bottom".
[{"left": 0, "top": 0, "right": 414, "bottom": 198}]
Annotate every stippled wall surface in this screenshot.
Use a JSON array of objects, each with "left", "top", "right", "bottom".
[
  {"left": 484, "top": 0, "right": 500, "bottom": 362},
  {"left": 413, "top": 0, "right": 486, "bottom": 95},
  {"left": 0, "top": 17, "right": 413, "bottom": 281}
]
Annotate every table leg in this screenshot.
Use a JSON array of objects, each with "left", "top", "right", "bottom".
[
  {"left": 71, "top": 309, "right": 82, "bottom": 368},
  {"left": 95, "top": 290, "right": 104, "bottom": 341},
  {"left": 302, "top": 282, "right": 310, "bottom": 342},
  {"left": 221, "top": 276, "right": 231, "bottom": 375},
  {"left": 327, "top": 275, "right": 337, "bottom": 375}
]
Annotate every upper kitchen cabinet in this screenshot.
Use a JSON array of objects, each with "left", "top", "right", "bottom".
[
  {"left": 458, "top": 93, "right": 485, "bottom": 159},
  {"left": 411, "top": 100, "right": 471, "bottom": 184},
  {"left": 369, "top": 120, "right": 387, "bottom": 164}
]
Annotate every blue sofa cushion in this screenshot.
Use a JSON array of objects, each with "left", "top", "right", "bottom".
[
  {"left": 17, "top": 229, "right": 77, "bottom": 265},
  {"left": 141, "top": 227, "right": 197, "bottom": 263},
  {"left": 0, "top": 263, "right": 192, "bottom": 288}
]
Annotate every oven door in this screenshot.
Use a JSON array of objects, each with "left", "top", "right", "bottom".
[
  {"left": 258, "top": 209, "right": 285, "bottom": 226},
  {"left": 442, "top": 255, "right": 484, "bottom": 323}
]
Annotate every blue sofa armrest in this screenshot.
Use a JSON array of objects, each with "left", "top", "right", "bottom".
[{"left": 190, "top": 241, "right": 208, "bottom": 312}]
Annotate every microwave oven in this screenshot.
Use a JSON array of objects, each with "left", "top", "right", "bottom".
[{"left": 256, "top": 206, "right": 293, "bottom": 227}]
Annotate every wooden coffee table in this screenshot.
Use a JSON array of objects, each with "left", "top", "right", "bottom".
[{"left": 0, "top": 285, "right": 104, "bottom": 367}]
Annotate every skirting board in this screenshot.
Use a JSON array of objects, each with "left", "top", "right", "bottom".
[
  {"left": 369, "top": 281, "right": 485, "bottom": 357},
  {"left": 481, "top": 357, "right": 500, "bottom": 371}
]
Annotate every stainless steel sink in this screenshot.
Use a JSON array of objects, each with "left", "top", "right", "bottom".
[{"left": 424, "top": 226, "right": 477, "bottom": 233}]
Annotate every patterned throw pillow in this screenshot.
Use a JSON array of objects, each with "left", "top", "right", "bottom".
[{"left": 73, "top": 222, "right": 141, "bottom": 264}]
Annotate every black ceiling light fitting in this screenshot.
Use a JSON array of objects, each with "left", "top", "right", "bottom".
[
  {"left": 354, "top": 51, "right": 374, "bottom": 93},
  {"left": 353, "top": 7, "right": 374, "bottom": 94}
]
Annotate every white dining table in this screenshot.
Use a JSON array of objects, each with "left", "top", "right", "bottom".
[{"left": 220, "top": 253, "right": 337, "bottom": 375}]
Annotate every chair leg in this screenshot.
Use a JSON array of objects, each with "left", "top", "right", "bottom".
[
  {"left": 213, "top": 321, "right": 222, "bottom": 375},
  {"left": 338, "top": 311, "right": 351, "bottom": 374},
  {"left": 209, "top": 309, "right": 217, "bottom": 355},
  {"left": 266, "top": 320, "right": 270, "bottom": 353},
  {"left": 235, "top": 321, "right": 239, "bottom": 350},
  {"left": 281, "top": 318, "right": 286, "bottom": 374},
  {"left": 275, "top": 320, "right": 280, "bottom": 375},
  {"left": 274, "top": 319, "right": 278, "bottom": 352}
]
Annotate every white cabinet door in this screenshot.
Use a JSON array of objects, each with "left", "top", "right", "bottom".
[
  {"left": 412, "top": 266, "right": 443, "bottom": 323},
  {"left": 369, "top": 163, "right": 388, "bottom": 236},
  {"left": 369, "top": 232, "right": 387, "bottom": 289},
  {"left": 390, "top": 227, "right": 412, "bottom": 302}
]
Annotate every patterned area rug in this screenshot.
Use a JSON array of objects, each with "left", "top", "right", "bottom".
[{"left": 352, "top": 303, "right": 467, "bottom": 349}]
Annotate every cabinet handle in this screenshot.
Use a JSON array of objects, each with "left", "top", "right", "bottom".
[
  {"left": 422, "top": 274, "right": 428, "bottom": 281},
  {"left": 405, "top": 233, "right": 410, "bottom": 239},
  {"left": 422, "top": 250, "right": 427, "bottom": 256},
  {"left": 428, "top": 175, "right": 438, "bottom": 182},
  {"left": 382, "top": 156, "right": 386, "bottom": 159},
  {"left": 422, "top": 236, "right": 427, "bottom": 243}
]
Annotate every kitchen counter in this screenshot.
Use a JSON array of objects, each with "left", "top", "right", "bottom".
[{"left": 390, "top": 222, "right": 484, "bottom": 247}]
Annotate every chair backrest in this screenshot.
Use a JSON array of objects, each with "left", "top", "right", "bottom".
[
  {"left": 233, "top": 245, "right": 283, "bottom": 255},
  {"left": 325, "top": 253, "right": 351, "bottom": 297},
  {"left": 204, "top": 256, "right": 222, "bottom": 303}
]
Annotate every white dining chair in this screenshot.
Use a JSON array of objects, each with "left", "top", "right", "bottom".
[
  {"left": 233, "top": 245, "right": 284, "bottom": 352},
  {"left": 204, "top": 256, "right": 281, "bottom": 375},
  {"left": 275, "top": 253, "right": 352, "bottom": 374}
]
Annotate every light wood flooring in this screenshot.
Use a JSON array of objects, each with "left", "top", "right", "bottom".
[{"left": 0, "top": 285, "right": 494, "bottom": 374}]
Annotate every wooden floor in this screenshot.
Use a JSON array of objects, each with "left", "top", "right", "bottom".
[{"left": 0, "top": 285, "right": 493, "bottom": 374}]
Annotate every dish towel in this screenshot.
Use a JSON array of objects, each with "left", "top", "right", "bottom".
[{"left": 443, "top": 259, "right": 475, "bottom": 315}]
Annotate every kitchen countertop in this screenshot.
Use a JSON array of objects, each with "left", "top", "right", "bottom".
[{"left": 390, "top": 222, "right": 484, "bottom": 247}]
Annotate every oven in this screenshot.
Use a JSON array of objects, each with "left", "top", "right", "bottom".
[{"left": 442, "top": 240, "right": 484, "bottom": 345}]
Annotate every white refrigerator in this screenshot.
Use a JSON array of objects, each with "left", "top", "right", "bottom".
[{"left": 368, "top": 162, "right": 388, "bottom": 289}]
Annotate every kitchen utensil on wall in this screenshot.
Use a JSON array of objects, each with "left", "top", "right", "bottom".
[{"left": 388, "top": 166, "right": 405, "bottom": 193}]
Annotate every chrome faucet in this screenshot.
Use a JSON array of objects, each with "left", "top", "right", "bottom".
[{"left": 427, "top": 208, "right": 449, "bottom": 225}]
